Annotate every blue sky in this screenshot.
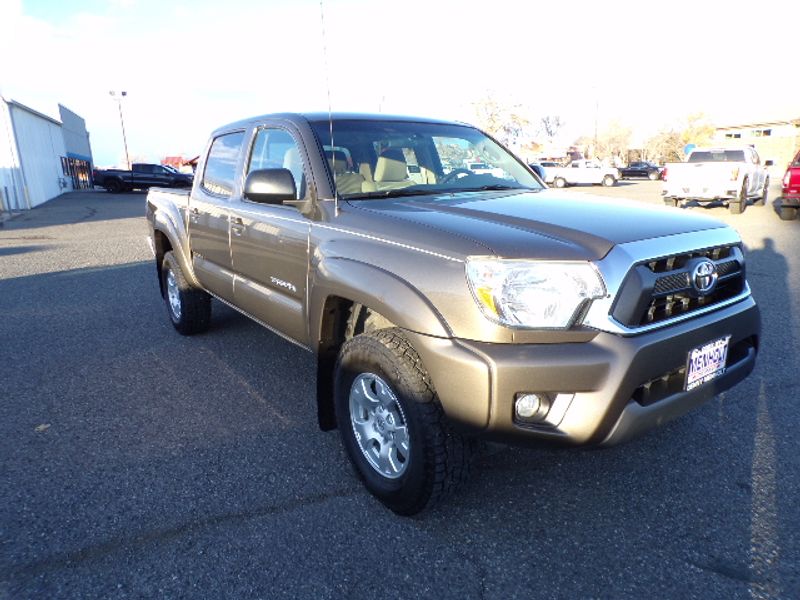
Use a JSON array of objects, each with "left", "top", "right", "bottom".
[{"left": 2, "top": 0, "right": 795, "bottom": 166}]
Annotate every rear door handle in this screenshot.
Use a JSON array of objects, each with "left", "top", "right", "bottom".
[
  {"left": 231, "top": 216, "right": 245, "bottom": 236},
  {"left": 189, "top": 207, "right": 200, "bottom": 222}
]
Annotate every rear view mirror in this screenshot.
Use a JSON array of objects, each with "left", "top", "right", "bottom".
[
  {"left": 765, "top": 160, "right": 774, "bottom": 167},
  {"left": 244, "top": 168, "right": 297, "bottom": 204}
]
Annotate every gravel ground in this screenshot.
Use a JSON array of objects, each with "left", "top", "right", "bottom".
[{"left": 0, "top": 184, "right": 797, "bottom": 599}]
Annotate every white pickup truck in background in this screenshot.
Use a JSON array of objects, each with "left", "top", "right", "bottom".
[
  {"left": 547, "top": 160, "right": 619, "bottom": 188},
  {"left": 661, "top": 147, "right": 770, "bottom": 214}
]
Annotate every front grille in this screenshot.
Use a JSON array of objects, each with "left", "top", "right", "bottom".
[{"left": 611, "top": 244, "right": 746, "bottom": 328}]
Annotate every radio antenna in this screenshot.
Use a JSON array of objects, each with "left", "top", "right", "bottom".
[{"left": 319, "top": 0, "right": 338, "bottom": 217}]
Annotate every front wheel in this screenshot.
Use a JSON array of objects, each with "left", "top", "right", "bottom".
[
  {"left": 334, "top": 328, "right": 473, "bottom": 515},
  {"left": 755, "top": 178, "right": 769, "bottom": 206},
  {"left": 663, "top": 197, "right": 678, "bottom": 208},
  {"left": 602, "top": 175, "right": 615, "bottom": 187},
  {"left": 161, "top": 251, "right": 211, "bottom": 335},
  {"left": 779, "top": 205, "right": 798, "bottom": 221},
  {"left": 648, "top": 171, "right": 660, "bottom": 181},
  {"left": 553, "top": 177, "right": 567, "bottom": 188}
]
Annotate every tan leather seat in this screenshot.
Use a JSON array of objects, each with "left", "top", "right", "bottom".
[
  {"left": 326, "top": 150, "right": 365, "bottom": 196},
  {"left": 369, "top": 149, "right": 413, "bottom": 191}
]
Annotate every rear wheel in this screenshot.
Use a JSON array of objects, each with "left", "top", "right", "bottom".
[
  {"left": 161, "top": 251, "right": 211, "bottom": 335},
  {"left": 663, "top": 197, "right": 678, "bottom": 208},
  {"left": 334, "top": 328, "right": 474, "bottom": 515},
  {"left": 105, "top": 179, "right": 122, "bottom": 193},
  {"left": 554, "top": 177, "right": 567, "bottom": 188},
  {"left": 779, "top": 205, "right": 798, "bottom": 221},
  {"left": 602, "top": 175, "right": 615, "bottom": 187},
  {"left": 729, "top": 200, "right": 745, "bottom": 214}
]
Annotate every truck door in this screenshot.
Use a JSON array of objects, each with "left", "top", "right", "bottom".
[
  {"left": 188, "top": 130, "right": 246, "bottom": 301},
  {"left": 132, "top": 164, "right": 153, "bottom": 188},
  {"left": 228, "top": 126, "right": 311, "bottom": 345}
]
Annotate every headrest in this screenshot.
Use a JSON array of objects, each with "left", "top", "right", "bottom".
[
  {"left": 283, "top": 147, "right": 301, "bottom": 171},
  {"left": 374, "top": 149, "right": 408, "bottom": 182},
  {"left": 326, "top": 150, "right": 349, "bottom": 175}
]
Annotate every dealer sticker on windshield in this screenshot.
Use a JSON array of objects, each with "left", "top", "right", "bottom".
[{"left": 685, "top": 335, "right": 731, "bottom": 391}]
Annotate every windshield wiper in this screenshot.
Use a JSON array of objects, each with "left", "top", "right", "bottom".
[
  {"left": 460, "top": 184, "right": 531, "bottom": 192},
  {"left": 344, "top": 188, "right": 440, "bottom": 200}
]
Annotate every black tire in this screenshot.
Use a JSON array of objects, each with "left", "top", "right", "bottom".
[
  {"left": 648, "top": 171, "right": 659, "bottom": 181},
  {"left": 554, "top": 177, "right": 567, "bottom": 188},
  {"left": 602, "top": 175, "right": 615, "bottom": 187},
  {"left": 334, "top": 328, "right": 473, "bottom": 515},
  {"left": 161, "top": 251, "right": 211, "bottom": 335},
  {"left": 779, "top": 205, "right": 798, "bottom": 221},
  {"left": 664, "top": 197, "right": 678, "bottom": 208},
  {"left": 729, "top": 200, "right": 744, "bottom": 214},
  {"left": 105, "top": 179, "right": 122, "bottom": 193},
  {"left": 755, "top": 178, "right": 769, "bottom": 206}
]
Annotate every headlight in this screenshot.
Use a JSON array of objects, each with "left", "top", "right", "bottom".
[{"left": 466, "top": 258, "right": 606, "bottom": 329}]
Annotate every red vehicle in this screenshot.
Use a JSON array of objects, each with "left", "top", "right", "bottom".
[{"left": 780, "top": 149, "right": 800, "bottom": 220}]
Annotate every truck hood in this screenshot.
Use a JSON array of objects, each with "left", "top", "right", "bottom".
[{"left": 348, "top": 190, "right": 727, "bottom": 261}]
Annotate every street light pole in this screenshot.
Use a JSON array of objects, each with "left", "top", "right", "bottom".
[{"left": 109, "top": 91, "right": 130, "bottom": 170}]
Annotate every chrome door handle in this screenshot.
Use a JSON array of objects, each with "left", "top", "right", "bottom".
[
  {"left": 189, "top": 207, "right": 200, "bottom": 222},
  {"left": 231, "top": 217, "right": 245, "bottom": 236}
]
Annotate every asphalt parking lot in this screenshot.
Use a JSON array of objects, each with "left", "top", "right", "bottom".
[{"left": 1, "top": 183, "right": 798, "bottom": 599}]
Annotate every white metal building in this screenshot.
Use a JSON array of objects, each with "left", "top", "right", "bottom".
[{"left": 0, "top": 97, "right": 93, "bottom": 212}]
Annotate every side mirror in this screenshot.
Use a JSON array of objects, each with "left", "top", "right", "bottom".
[
  {"left": 244, "top": 168, "right": 297, "bottom": 204},
  {"left": 765, "top": 160, "right": 774, "bottom": 167}
]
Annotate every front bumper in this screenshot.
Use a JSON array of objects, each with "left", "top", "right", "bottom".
[{"left": 407, "top": 296, "right": 759, "bottom": 447}]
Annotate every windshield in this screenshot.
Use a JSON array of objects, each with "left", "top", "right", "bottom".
[
  {"left": 309, "top": 119, "right": 543, "bottom": 199},
  {"left": 688, "top": 150, "right": 745, "bottom": 163}
]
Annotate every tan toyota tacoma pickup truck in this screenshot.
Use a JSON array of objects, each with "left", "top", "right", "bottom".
[{"left": 146, "top": 113, "right": 760, "bottom": 515}]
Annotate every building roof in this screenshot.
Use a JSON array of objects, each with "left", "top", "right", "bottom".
[
  {"left": 716, "top": 118, "right": 800, "bottom": 130},
  {"left": 6, "top": 99, "right": 62, "bottom": 126}
]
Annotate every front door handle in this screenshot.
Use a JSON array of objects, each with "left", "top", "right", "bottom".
[
  {"left": 231, "top": 217, "right": 245, "bottom": 236},
  {"left": 189, "top": 207, "right": 200, "bottom": 222}
]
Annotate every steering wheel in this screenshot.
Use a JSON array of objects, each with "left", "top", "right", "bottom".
[{"left": 439, "top": 168, "right": 473, "bottom": 185}]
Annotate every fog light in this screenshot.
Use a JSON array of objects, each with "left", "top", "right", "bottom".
[{"left": 515, "top": 393, "right": 550, "bottom": 422}]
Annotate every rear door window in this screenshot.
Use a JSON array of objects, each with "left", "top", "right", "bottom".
[{"left": 202, "top": 131, "right": 245, "bottom": 197}]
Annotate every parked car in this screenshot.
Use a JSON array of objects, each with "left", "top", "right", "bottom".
[
  {"left": 146, "top": 112, "right": 759, "bottom": 515},
  {"left": 548, "top": 159, "right": 619, "bottom": 187},
  {"left": 528, "top": 162, "right": 546, "bottom": 180},
  {"left": 779, "top": 149, "right": 800, "bottom": 220},
  {"left": 661, "top": 147, "right": 769, "bottom": 214},
  {"left": 93, "top": 163, "right": 193, "bottom": 193},
  {"left": 618, "top": 161, "right": 663, "bottom": 180}
]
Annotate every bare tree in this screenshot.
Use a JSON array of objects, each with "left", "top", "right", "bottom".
[
  {"left": 679, "top": 112, "right": 715, "bottom": 148},
  {"left": 539, "top": 115, "right": 564, "bottom": 141},
  {"left": 472, "top": 94, "right": 532, "bottom": 149},
  {"left": 643, "top": 129, "right": 683, "bottom": 164}
]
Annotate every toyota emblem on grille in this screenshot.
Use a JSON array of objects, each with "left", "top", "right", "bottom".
[{"left": 691, "top": 260, "right": 718, "bottom": 294}]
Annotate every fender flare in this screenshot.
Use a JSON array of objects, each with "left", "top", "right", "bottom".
[
  {"left": 151, "top": 207, "right": 200, "bottom": 289},
  {"left": 308, "top": 256, "right": 453, "bottom": 344}
]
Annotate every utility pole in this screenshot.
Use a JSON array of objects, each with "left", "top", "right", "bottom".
[{"left": 109, "top": 91, "right": 130, "bottom": 169}]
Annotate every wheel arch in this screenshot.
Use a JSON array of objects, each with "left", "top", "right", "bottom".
[
  {"left": 310, "top": 257, "right": 453, "bottom": 431},
  {"left": 150, "top": 210, "right": 199, "bottom": 294}
]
